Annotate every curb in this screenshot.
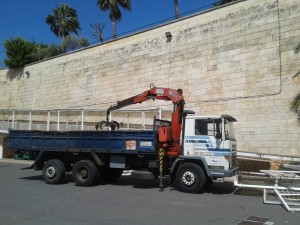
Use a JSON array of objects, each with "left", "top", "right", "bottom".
[{"left": 0, "top": 158, "right": 34, "bottom": 165}]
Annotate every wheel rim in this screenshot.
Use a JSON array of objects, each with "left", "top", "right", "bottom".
[
  {"left": 182, "top": 171, "right": 195, "bottom": 186},
  {"left": 77, "top": 167, "right": 89, "bottom": 181},
  {"left": 46, "top": 166, "right": 56, "bottom": 178}
]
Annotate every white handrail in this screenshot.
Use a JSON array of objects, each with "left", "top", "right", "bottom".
[{"left": 0, "top": 107, "right": 172, "bottom": 132}]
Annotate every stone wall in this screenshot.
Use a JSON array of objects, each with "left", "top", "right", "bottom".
[{"left": 0, "top": 0, "right": 299, "bottom": 156}]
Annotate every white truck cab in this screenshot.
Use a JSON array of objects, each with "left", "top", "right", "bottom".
[{"left": 182, "top": 115, "right": 237, "bottom": 176}]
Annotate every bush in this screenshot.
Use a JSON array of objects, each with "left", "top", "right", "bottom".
[
  {"left": 3, "top": 37, "right": 36, "bottom": 68},
  {"left": 3, "top": 36, "right": 90, "bottom": 69},
  {"left": 62, "top": 35, "right": 90, "bottom": 52}
]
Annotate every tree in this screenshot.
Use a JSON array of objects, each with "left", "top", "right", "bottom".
[
  {"left": 174, "top": 0, "right": 179, "bottom": 19},
  {"left": 97, "top": 0, "right": 131, "bottom": 39},
  {"left": 46, "top": 3, "right": 81, "bottom": 41},
  {"left": 214, "top": 0, "right": 238, "bottom": 6},
  {"left": 61, "top": 35, "right": 90, "bottom": 52},
  {"left": 43, "top": 43, "right": 65, "bottom": 58},
  {"left": 29, "top": 43, "right": 53, "bottom": 61},
  {"left": 90, "top": 22, "right": 105, "bottom": 42},
  {"left": 290, "top": 43, "right": 300, "bottom": 124},
  {"left": 3, "top": 37, "right": 36, "bottom": 68}
]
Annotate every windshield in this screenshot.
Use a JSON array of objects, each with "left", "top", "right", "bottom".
[
  {"left": 224, "top": 119, "right": 236, "bottom": 141},
  {"left": 195, "top": 119, "right": 222, "bottom": 139}
]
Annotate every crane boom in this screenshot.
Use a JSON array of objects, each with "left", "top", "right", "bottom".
[
  {"left": 104, "top": 84, "right": 185, "bottom": 157},
  {"left": 106, "top": 86, "right": 184, "bottom": 121}
]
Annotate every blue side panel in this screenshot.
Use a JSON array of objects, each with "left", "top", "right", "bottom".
[{"left": 8, "top": 130, "right": 157, "bottom": 154}]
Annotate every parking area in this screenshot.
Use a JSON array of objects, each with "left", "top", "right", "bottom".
[{"left": 0, "top": 160, "right": 299, "bottom": 225}]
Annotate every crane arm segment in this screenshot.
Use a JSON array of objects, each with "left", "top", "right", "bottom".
[
  {"left": 103, "top": 84, "right": 185, "bottom": 157},
  {"left": 106, "top": 87, "right": 183, "bottom": 121}
]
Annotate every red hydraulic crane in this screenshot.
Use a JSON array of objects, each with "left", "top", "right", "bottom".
[{"left": 99, "top": 84, "right": 185, "bottom": 157}]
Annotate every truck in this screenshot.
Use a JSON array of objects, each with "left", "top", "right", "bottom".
[{"left": 8, "top": 84, "right": 238, "bottom": 193}]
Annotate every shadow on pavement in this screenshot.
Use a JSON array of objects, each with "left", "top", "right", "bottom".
[
  {"left": 19, "top": 174, "right": 238, "bottom": 194},
  {"left": 101, "top": 176, "right": 171, "bottom": 190},
  {"left": 204, "top": 181, "right": 236, "bottom": 194}
]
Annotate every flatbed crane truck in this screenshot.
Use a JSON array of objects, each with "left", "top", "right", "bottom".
[{"left": 8, "top": 84, "right": 238, "bottom": 193}]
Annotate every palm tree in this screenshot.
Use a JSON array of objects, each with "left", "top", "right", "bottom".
[
  {"left": 174, "top": 0, "right": 179, "bottom": 19},
  {"left": 97, "top": 0, "right": 131, "bottom": 39},
  {"left": 46, "top": 3, "right": 81, "bottom": 41},
  {"left": 290, "top": 43, "right": 300, "bottom": 124}
]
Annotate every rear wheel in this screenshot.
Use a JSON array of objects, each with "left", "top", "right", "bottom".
[
  {"left": 42, "top": 159, "right": 65, "bottom": 184},
  {"left": 72, "top": 160, "right": 98, "bottom": 186},
  {"left": 176, "top": 163, "right": 206, "bottom": 193}
]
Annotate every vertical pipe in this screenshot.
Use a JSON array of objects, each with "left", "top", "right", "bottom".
[
  {"left": 0, "top": 136, "right": 3, "bottom": 159},
  {"left": 57, "top": 110, "right": 60, "bottom": 131},
  {"left": 109, "top": 112, "right": 112, "bottom": 122},
  {"left": 12, "top": 110, "right": 15, "bottom": 129},
  {"left": 66, "top": 113, "right": 69, "bottom": 131},
  {"left": 76, "top": 116, "right": 79, "bottom": 131},
  {"left": 159, "top": 107, "right": 162, "bottom": 120},
  {"left": 81, "top": 110, "right": 84, "bottom": 131},
  {"left": 142, "top": 111, "right": 145, "bottom": 130},
  {"left": 127, "top": 113, "right": 130, "bottom": 130},
  {"left": 29, "top": 111, "right": 32, "bottom": 130},
  {"left": 47, "top": 112, "right": 50, "bottom": 131}
]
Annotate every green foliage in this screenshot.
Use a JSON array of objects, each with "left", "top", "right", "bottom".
[
  {"left": 290, "top": 93, "right": 300, "bottom": 114},
  {"left": 30, "top": 43, "right": 52, "bottom": 61},
  {"left": 43, "top": 43, "right": 65, "bottom": 58},
  {"left": 78, "top": 37, "right": 90, "bottom": 48},
  {"left": 97, "top": 0, "right": 131, "bottom": 38},
  {"left": 291, "top": 43, "right": 300, "bottom": 124},
  {"left": 290, "top": 92, "right": 300, "bottom": 124},
  {"left": 295, "top": 43, "right": 300, "bottom": 55},
  {"left": 98, "top": 0, "right": 131, "bottom": 21},
  {"left": 3, "top": 36, "right": 90, "bottom": 68},
  {"left": 46, "top": 3, "right": 81, "bottom": 41},
  {"left": 3, "top": 37, "right": 36, "bottom": 68},
  {"left": 61, "top": 35, "right": 90, "bottom": 52},
  {"left": 174, "top": 0, "right": 179, "bottom": 19}
]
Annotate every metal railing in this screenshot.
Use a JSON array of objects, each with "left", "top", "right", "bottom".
[{"left": 0, "top": 108, "right": 171, "bottom": 132}]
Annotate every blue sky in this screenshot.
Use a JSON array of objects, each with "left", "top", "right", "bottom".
[{"left": 0, "top": 0, "right": 218, "bottom": 68}]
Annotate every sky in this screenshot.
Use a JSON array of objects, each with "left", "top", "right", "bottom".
[{"left": 0, "top": 0, "right": 218, "bottom": 68}]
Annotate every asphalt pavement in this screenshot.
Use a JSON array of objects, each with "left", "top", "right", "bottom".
[{"left": 0, "top": 159, "right": 299, "bottom": 225}]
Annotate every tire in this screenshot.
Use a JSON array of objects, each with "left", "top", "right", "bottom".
[
  {"left": 72, "top": 160, "right": 98, "bottom": 186},
  {"left": 100, "top": 168, "right": 123, "bottom": 181},
  {"left": 176, "top": 163, "right": 206, "bottom": 193},
  {"left": 206, "top": 177, "right": 214, "bottom": 186},
  {"left": 42, "top": 159, "right": 65, "bottom": 184}
]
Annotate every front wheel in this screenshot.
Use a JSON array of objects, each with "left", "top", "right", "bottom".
[
  {"left": 42, "top": 159, "right": 65, "bottom": 184},
  {"left": 176, "top": 163, "right": 206, "bottom": 193},
  {"left": 72, "top": 160, "right": 98, "bottom": 187}
]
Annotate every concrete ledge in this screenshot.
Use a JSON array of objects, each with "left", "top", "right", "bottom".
[
  {"left": 0, "top": 158, "right": 34, "bottom": 165},
  {"left": 237, "top": 158, "right": 270, "bottom": 172}
]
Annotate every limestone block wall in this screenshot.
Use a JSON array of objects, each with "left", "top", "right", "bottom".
[{"left": 0, "top": 0, "right": 299, "bottom": 156}]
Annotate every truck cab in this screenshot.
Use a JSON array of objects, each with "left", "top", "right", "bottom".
[
  {"left": 169, "top": 114, "right": 238, "bottom": 193},
  {"left": 183, "top": 115, "right": 237, "bottom": 174}
]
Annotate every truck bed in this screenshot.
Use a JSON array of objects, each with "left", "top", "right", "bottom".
[{"left": 8, "top": 129, "right": 157, "bottom": 154}]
